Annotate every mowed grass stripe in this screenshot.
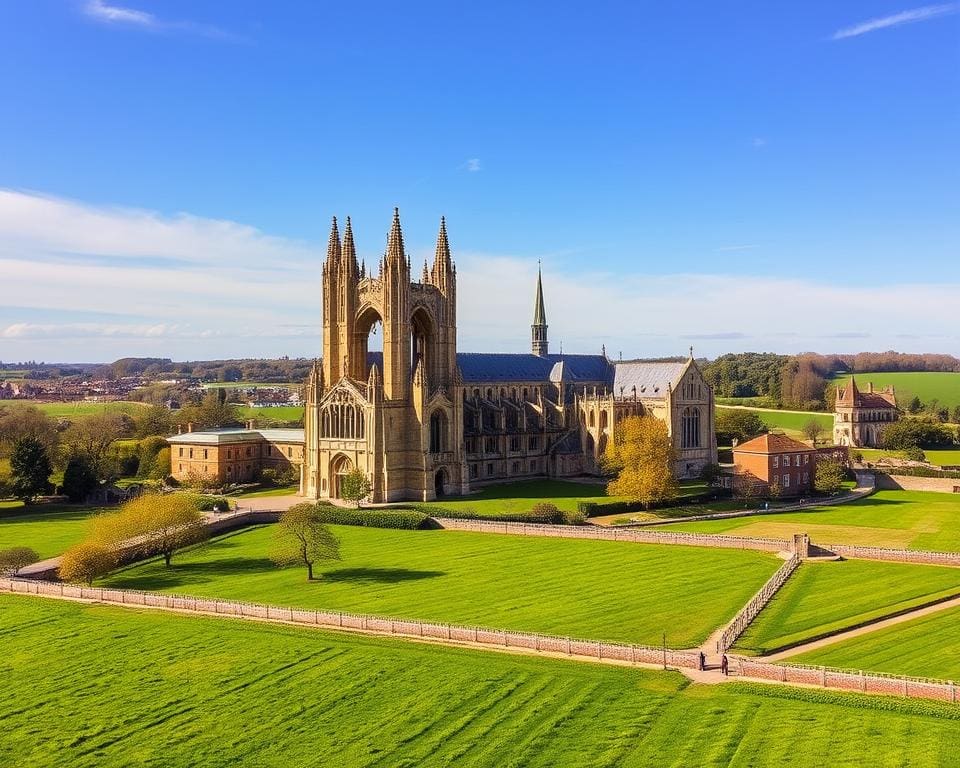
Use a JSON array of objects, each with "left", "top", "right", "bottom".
[
  {"left": 102, "top": 523, "right": 778, "bottom": 648},
  {"left": 4, "top": 596, "right": 960, "bottom": 767},
  {"left": 651, "top": 490, "right": 960, "bottom": 552},
  {"left": 792, "top": 604, "right": 960, "bottom": 681},
  {"left": 734, "top": 559, "right": 960, "bottom": 655},
  {"left": 0, "top": 505, "right": 106, "bottom": 559}
]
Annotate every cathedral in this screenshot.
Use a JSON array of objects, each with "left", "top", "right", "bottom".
[{"left": 302, "top": 210, "right": 717, "bottom": 502}]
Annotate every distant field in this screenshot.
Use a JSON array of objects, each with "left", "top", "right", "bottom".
[
  {"left": 102, "top": 524, "right": 778, "bottom": 648},
  {"left": 734, "top": 559, "right": 960, "bottom": 655},
  {"left": 793, "top": 604, "right": 960, "bottom": 680},
  {"left": 0, "top": 504, "right": 105, "bottom": 559},
  {"left": 5, "top": 597, "right": 960, "bottom": 767},
  {"left": 12, "top": 401, "right": 148, "bottom": 419},
  {"left": 233, "top": 404, "right": 304, "bottom": 422},
  {"left": 717, "top": 406, "right": 833, "bottom": 441},
  {"left": 202, "top": 381, "right": 300, "bottom": 389},
  {"left": 651, "top": 490, "right": 960, "bottom": 551},
  {"left": 859, "top": 447, "right": 960, "bottom": 466},
  {"left": 834, "top": 371, "right": 960, "bottom": 410}
]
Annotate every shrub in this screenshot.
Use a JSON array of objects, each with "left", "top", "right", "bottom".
[
  {"left": 312, "top": 504, "right": 429, "bottom": 530},
  {"left": 59, "top": 542, "right": 117, "bottom": 585},
  {"left": 416, "top": 505, "right": 565, "bottom": 524},
  {"left": 186, "top": 494, "right": 233, "bottom": 512},
  {"left": 562, "top": 509, "right": 587, "bottom": 525},
  {"left": 530, "top": 502, "right": 563, "bottom": 524},
  {"left": 62, "top": 455, "right": 99, "bottom": 503},
  {"left": 0, "top": 546, "right": 40, "bottom": 575}
]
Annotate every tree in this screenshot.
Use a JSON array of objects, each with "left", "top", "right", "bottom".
[
  {"left": 802, "top": 418, "right": 825, "bottom": 447},
  {"left": 715, "top": 409, "right": 767, "bottom": 446},
  {"left": 60, "top": 414, "right": 129, "bottom": 481},
  {"left": 602, "top": 416, "right": 677, "bottom": 509},
  {"left": 134, "top": 404, "right": 174, "bottom": 439},
  {"left": 881, "top": 418, "right": 955, "bottom": 451},
  {"left": 0, "top": 546, "right": 40, "bottom": 575},
  {"left": 91, "top": 494, "right": 208, "bottom": 567},
  {"left": 908, "top": 396, "right": 923, "bottom": 414},
  {"left": 698, "top": 462, "right": 723, "bottom": 487},
  {"left": 814, "top": 458, "right": 846, "bottom": 495},
  {"left": 271, "top": 503, "right": 341, "bottom": 580},
  {"left": 9, "top": 437, "right": 52, "bottom": 503},
  {"left": 58, "top": 542, "right": 117, "bottom": 585},
  {"left": 62, "top": 454, "right": 99, "bottom": 502},
  {"left": 0, "top": 404, "right": 59, "bottom": 457},
  {"left": 339, "top": 468, "right": 372, "bottom": 508},
  {"left": 952, "top": 405, "right": 960, "bottom": 425}
]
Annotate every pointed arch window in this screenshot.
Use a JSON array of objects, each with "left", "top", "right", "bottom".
[{"left": 681, "top": 407, "right": 701, "bottom": 449}]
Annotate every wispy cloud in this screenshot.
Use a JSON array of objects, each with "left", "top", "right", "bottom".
[
  {"left": 83, "top": 0, "right": 242, "bottom": 41},
  {"left": 465, "top": 158, "right": 481, "bottom": 172},
  {"left": 751, "top": 137, "right": 767, "bottom": 148},
  {"left": 832, "top": 4, "right": 957, "bottom": 40},
  {"left": 716, "top": 244, "right": 759, "bottom": 252}
]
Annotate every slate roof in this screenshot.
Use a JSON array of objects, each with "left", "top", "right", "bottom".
[
  {"left": 456, "top": 353, "right": 611, "bottom": 383},
  {"left": 167, "top": 428, "right": 305, "bottom": 445},
  {"left": 611, "top": 361, "right": 688, "bottom": 399}
]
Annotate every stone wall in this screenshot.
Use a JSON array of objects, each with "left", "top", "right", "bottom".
[{"left": 875, "top": 474, "right": 960, "bottom": 494}]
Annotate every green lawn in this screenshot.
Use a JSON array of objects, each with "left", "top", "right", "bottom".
[
  {"left": 834, "top": 371, "right": 960, "bottom": 411},
  {"left": 651, "top": 490, "right": 960, "bottom": 551},
  {"left": 20, "top": 401, "right": 148, "bottom": 419},
  {"left": 734, "top": 559, "right": 960, "bottom": 655},
  {"left": 233, "top": 404, "right": 304, "bottom": 422},
  {"left": 717, "top": 406, "right": 833, "bottom": 441},
  {"left": 102, "top": 524, "right": 779, "bottom": 647},
  {"left": 0, "top": 504, "right": 106, "bottom": 559},
  {"left": 231, "top": 484, "right": 300, "bottom": 498},
  {"left": 793, "top": 604, "right": 960, "bottom": 680},
  {"left": 859, "top": 447, "right": 960, "bottom": 467},
  {"left": 3, "top": 596, "right": 959, "bottom": 767}
]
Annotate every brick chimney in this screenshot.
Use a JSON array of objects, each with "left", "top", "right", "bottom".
[{"left": 187, "top": 422, "right": 194, "bottom": 433}]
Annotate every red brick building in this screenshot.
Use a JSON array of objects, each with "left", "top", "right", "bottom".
[{"left": 732, "top": 433, "right": 816, "bottom": 497}]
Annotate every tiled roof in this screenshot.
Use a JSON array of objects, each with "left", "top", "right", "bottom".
[
  {"left": 612, "top": 361, "right": 687, "bottom": 399},
  {"left": 456, "top": 353, "right": 611, "bottom": 383},
  {"left": 167, "top": 428, "right": 305, "bottom": 445},
  {"left": 734, "top": 433, "right": 811, "bottom": 454}
]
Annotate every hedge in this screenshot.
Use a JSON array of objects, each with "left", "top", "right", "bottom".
[
  {"left": 874, "top": 466, "right": 960, "bottom": 480},
  {"left": 410, "top": 504, "right": 585, "bottom": 525},
  {"left": 578, "top": 492, "right": 721, "bottom": 517},
  {"left": 313, "top": 504, "right": 430, "bottom": 530}
]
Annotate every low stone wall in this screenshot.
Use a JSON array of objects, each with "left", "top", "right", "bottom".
[
  {"left": 433, "top": 518, "right": 790, "bottom": 553},
  {"left": 734, "top": 657, "right": 959, "bottom": 704},
  {"left": 0, "top": 578, "right": 700, "bottom": 671},
  {"left": 820, "top": 543, "right": 960, "bottom": 567},
  {"left": 717, "top": 555, "right": 800, "bottom": 652},
  {"left": 875, "top": 475, "right": 960, "bottom": 494}
]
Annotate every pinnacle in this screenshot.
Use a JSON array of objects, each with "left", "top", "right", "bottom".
[
  {"left": 326, "top": 216, "right": 341, "bottom": 263},
  {"left": 386, "top": 207, "right": 406, "bottom": 265},
  {"left": 433, "top": 215, "right": 453, "bottom": 276}
]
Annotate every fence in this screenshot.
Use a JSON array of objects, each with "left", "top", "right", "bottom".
[
  {"left": 734, "top": 657, "right": 958, "bottom": 704},
  {"left": 819, "top": 543, "right": 960, "bottom": 568},
  {"left": 716, "top": 554, "right": 800, "bottom": 653},
  {"left": 0, "top": 577, "right": 700, "bottom": 671},
  {"left": 434, "top": 518, "right": 791, "bottom": 553}
]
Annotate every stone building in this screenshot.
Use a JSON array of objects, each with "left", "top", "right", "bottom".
[
  {"left": 167, "top": 425, "right": 304, "bottom": 485},
  {"left": 301, "top": 210, "right": 717, "bottom": 502},
  {"left": 732, "top": 433, "right": 816, "bottom": 497},
  {"left": 833, "top": 377, "right": 898, "bottom": 448}
]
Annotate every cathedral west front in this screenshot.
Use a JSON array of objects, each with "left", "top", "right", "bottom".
[{"left": 302, "top": 210, "right": 717, "bottom": 502}]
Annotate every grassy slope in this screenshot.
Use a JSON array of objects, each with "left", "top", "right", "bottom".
[
  {"left": 3, "top": 596, "right": 959, "bottom": 767},
  {"left": 21, "top": 401, "right": 148, "bottom": 419},
  {"left": 0, "top": 505, "right": 105, "bottom": 559},
  {"left": 717, "top": 406, "right": 833, "bottom": 441},
  {"left": 734, "top": 559, "right": 960, "bottom": 655},
  {"left": 859, "top": 447, "right": 960, "bottom": 466},
  {"left": 651, "top": 490, "right": 960, "bottom": 551},
  {"left": 102, "top": 524, "right": 777, "bottom": 648},
  {"left": 793, "top": 604, "right": 960, "bottom": 680},
  {"left": 233, "top": 404, "right": 304, "bottom": 422},
  {"left": 834, "top": 371, "right": 960, "bottom": 410}
]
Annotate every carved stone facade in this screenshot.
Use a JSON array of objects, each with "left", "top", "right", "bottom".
[
  {"left": 302, "top": 210, "right": 717, "bottom": 502},
  {"left": 833, "top": 377, "right": 898, "bottom": 448}
]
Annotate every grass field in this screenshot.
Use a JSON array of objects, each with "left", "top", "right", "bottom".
[
  {"left": 102, "top": 524, "right": 778, "bottom": 647},
  {"left": 416, "top": 479, "right": 624, "bottom": 513},
  {"left": 233, "top": 404, "right": 304, "bottom": 422},
  {"left": 0, "top": 504, "right": 105, "bottom": 559},
  {"left": 231, "top": 484, "right": 300, "bottom": 498},
  {"left": 14, "top": 400, "right": 149, "bottom": 419},
  {"left": 717, "top": 406, "right": 833, "bottom": 441},
  {"left": 651, "top": 490, "right": 960, "bottom": 551},
  {"left": 3, "top": 596, "right": 959, "bottom": 767},
  {"left": 793, "top": 604, "right": 960, "bottom": 680},
  {"left": 734, "top": 559, "right": 960, "bottom": 655},
  {"left": 834, "top": 371, "right": 960, "bottom": 410},
  {"left": 859, "top": 447, "right": 960, "bottom": 466}
]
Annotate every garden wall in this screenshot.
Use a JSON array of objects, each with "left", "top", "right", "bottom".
[{"left": 875, "top": 475, "right": 960, "bottom": 494}]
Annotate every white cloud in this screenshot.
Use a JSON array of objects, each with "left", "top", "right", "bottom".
[
  {"left": 465, "top": 158, "right": 481, "bottom": 172},
  {"left": 833, "top": 4, "right": 957, "bottom": 40},
  {"left": 1, "top": 189, "right": 957, "bottom": 361},
  {"left": 83, "top": 0, "right": 240, "bottom": 41},
  {"left": 751, "top": 137, "right": 767, "bottom": 148}
]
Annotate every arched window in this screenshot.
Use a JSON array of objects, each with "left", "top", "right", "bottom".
[
  {"left": 589, "top": 411, "right": 596, "bottom": 428},
  {"left": 600, "top": 411, "right": 609, "bottom": 431},
  {"left": 430, "top": 410, "right": 448, "bottom": 453},
  {"left": 681, "top": 407, "right": 701, "bottom": 449},
  {"left": 320, "top": 392, "right": 365, "bottom": 440}
]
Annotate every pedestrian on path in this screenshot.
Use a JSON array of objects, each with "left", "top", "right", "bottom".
[
  {"left": 699, "top": 651, "right": 706, "bottom": 671},
  {"left": 721, "top": 654, "right": 729, "bottom": 676}
]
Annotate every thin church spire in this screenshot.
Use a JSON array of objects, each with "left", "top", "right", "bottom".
[{"left": 531, "top": 261, "right": 548, "bottom": 356}]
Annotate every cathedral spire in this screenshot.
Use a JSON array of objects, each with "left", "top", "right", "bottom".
[
  {"left": 386, "top": 207, "right": 405, "bottom": 266},
  {"left": 531, "top": 261, "right": 548, "bottom": 356},
  {"left": 432, "top": 215, "right": 453, "bottom": 283},
  {"left": 325, "top": 216, "right": 341, "bottom": 266},
  {"left": 341, "top": 215, "right": 358, "bottom": 274}
]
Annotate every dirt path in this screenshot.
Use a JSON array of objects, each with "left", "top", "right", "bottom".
[{"left": 762, "top": 594, "right": 960, "bottom": 661}]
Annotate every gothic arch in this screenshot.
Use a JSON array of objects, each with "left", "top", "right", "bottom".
[
  {"left": 354, "top": 305, "right": 384, "bottom": 378},
  {"left": 429, "top": 408, "right": 449, "bottom": 453},
  {"left": 330, "top": 454, "right": 353, "bottom": 499}
]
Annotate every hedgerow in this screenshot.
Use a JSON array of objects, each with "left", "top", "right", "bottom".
[{"left": 312, "top": 504, "right": 429, "bottom": 530}]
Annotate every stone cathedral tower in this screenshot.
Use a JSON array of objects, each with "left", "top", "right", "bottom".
[{"left": 303, "top": 209, "right": 467, "bottom": 502}]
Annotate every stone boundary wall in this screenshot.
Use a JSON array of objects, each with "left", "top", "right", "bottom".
[
  {"left": 0, "top": 578, "right": 700, "bottom": 671},
  {"left": 717, "top": 555, "right": 800, "bottom": 653},
  {"left": 734, "top": 657, "right": 959, "bottom": 705},
  {"left": 875, "top": 474, "right": 960, "bottom": 494},
  {"left": 818, "top": 543, "right": 960, "bottom": 568},
  {"left": 433, "top": 518, "right": 790, "bottom": 553}
]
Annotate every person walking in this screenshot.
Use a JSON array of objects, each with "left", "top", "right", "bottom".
[
  {"left": 699, "top": 651, "right": 706, "bottom": 671},
  {"left": 721, "top": 654, "right": 729, "bottom": 677}
]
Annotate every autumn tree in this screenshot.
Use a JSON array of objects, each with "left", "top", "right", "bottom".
[
  {"left": 272, "top": 503, "right": 341, "bottom": 580},
  {"left": 91, "top": 494, "right": 208, "bottom": 567},
  {"left": 602, "top": 416, "right": 677, "bottom": 509},
  {"left": 715, "top": 409, "right": 767, "bottom": 445},
  {"left": 0, "top": 546, "right": 40, "bottom": 575},
  {"left": 58, "top": 542, "right": 117, "bottom": 585},
  {"left": 802, "top": 418, "right": 825, "bottom": 447},
  {"left": 339, "top": 468, "right": 371, "bottom": 508},
  {"left": 9, "top": 437, "right": 52, "bottom": 503},
  {"left": 814, "top": 457, "right": 847, "bottom": 495}
]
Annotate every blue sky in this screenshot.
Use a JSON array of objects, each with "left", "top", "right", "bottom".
[{"left": 0, "top": 1, "right": 958, "bottom": 362}]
